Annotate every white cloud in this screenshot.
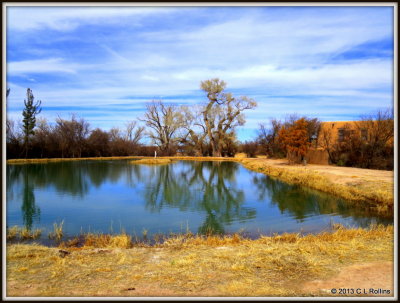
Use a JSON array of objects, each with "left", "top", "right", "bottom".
[
  {"left": 7, "top": 6, "right": 177, "bottom": 31},
  {"left": 7, "top": 58, "right": 83, "bottom": 74},
  {"left": 5, "top": 6, "right": 394, "bottom": 140}
]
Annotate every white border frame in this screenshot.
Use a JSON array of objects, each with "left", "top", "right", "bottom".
[{"left": 2, "top": 2, "right": 398, "bottom": 301}]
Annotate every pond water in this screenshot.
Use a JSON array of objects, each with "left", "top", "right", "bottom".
[{"left": 6, "top": 160, "right": 392, "bottom": 241}]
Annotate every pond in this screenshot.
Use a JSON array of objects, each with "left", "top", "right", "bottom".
[{"left": 6, "top": 160, "right": 392, "bottom": 242}]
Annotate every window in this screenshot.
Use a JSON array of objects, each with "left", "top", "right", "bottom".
[
  {"left": 361, "top": 128, "right": 368, "bottom": 141},
  {"left": 338, "top": 128, "right": 345, "bottom": 142}
]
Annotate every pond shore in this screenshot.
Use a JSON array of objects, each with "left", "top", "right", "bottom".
[
  {"left": 239, "top": 158, "right": 394, "bottom": 215},
  {"left": 6, "top": 226, "right": 394, "bottom": 297},
  {"left": 5, "top": 156, "right": 395, "bottom": 297},
  {"left": 7, "top": 156, "right": 394, "bottom": 213}
]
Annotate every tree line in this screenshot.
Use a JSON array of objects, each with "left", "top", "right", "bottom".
[
  {"left": 240, "top": 109, "right": 394, "bottom": 170},
  {"left": 6, "top": 78, "right": 394, "bottom": 170},
  {"left": 6, "top": 78, "right": 256, "bottom": 159}
]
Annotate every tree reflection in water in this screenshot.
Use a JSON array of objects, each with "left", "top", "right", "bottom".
[
  {"left": 251, "top": 174, "right": 392, "bottom": 227},
  {"left": 21, "top": 166, "right": 40, "bottom": 230},
  {"left": 143, "top": 161, "right": 256, "bottom": 234},
  {"left": 6, "top": 160, "right": 391, "bottom": 234}
]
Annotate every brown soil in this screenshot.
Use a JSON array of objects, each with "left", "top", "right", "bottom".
[{"left": 303, "top": 261, "right": 394, "bottom": 297}]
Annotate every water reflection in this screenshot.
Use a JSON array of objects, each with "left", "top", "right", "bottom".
[
  {"left": 252, "top": 174, "right": 391, "bottom": 227},
  {"left": 6, "top": 160, "right": 392, "bottom": 235},
  {"left": 143, "top": 162, "right": 256, "bottom": 234},
  {"left": 21, "top": 167, "right": 40, "bottom": 230}
]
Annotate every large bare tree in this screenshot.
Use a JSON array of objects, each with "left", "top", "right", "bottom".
[
  {"left": 200, "top": 78, "right": 257, "bottom": 157},
  {"left": 140, "top": 100, "right": 185, "bottom": 154}
]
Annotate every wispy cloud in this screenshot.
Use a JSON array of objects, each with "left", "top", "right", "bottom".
[
  {"left": 7, "top": 6, "right": 177, "bottom": 31},
  {"left": 8, "top": 58, "right": 83, "bottom": 74},
  {"left": 6, "top": 5, "right": 394, "bottom": 140}
]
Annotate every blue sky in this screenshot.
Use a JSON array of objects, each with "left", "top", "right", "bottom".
[{"left": 6, "top": 5, "right": 394, "bottom": 141}]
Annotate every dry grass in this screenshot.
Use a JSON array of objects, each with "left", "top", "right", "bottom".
[
  {"left": 6, "top": 226, "right": 20, "bottom": 241},
  {"left": 234, "top": 152, "right": 247, "bottom": 158},
  {"left": 7, "top": 155, "right": 235, "bottom": 165},
  {"left": 6, "top": 226, "right": 42, "bottom": 240},
  {"left": 7, "top": 156, "right": 144, "bottom": 164},
  {"left": 81, "top": 233, "right": 132, "bottom": 249},
  {"left": 239, "top": 158, "right": 393, "bottom": 214},
  {"left": 6, "top": 225, "right": 393, "bottom": 297},
  {"left": 130, "top": 158, "right": 173, "bottom": 165},
  {"left": 164, "top": 156, "right": 237, "bottom": 161},
  {"left": 48, "top": 221, "right": 64, "bottom": 241}
]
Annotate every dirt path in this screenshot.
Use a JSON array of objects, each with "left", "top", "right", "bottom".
[
  {"left": 253, "top": 158, "right": 394, "bottom": 187},
  {"left": 303, "top": 261, "right": 394, "bottom": 297}
]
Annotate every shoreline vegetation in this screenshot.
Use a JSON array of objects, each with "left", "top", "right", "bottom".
[
  {"left": 6, "top": 155, "right": 394, "bottom": 214},
  {"left": 6, "top": 156, "right": 394, "bottom": 297},
  {"left": 130, "top": 158, "right": 174, "bottom": 165},
  {"left": 6, "top": 225, "right": 393, "bottom": 296}
]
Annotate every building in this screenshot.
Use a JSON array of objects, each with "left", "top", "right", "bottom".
[{"left": 306, "top": 121, "right": 362, "bottom": 165}]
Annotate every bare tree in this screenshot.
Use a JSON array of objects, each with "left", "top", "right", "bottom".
[
  {"left": 140, "top": 100, "right": 185, "bottom": 154},
  {"left": 356, "top": 108, "right": 394, "bottom": 149},
  {"left": 87, "top": 128, "right": 110, "bottom": 157},
  {"left": 33, "top": 118, "right": 52, "bottom": 158},
  {"left": 355, "top": 108, "right": 394, "bottom": 168},
  {"left": 55, "top": 115, "right": 90, "bottom": 158},
  {"left": 109, "top": 127, "right": 121, "bottom": 141},
  {"left": 200, "top": 78, "right": 257, "bottom": 157},
  {"left": 257, "top": 119, "right": 284, "bottom": 157},
  {"left": 180, "top": 105, "right": 209, "bottom": 156},
  {"left": 124, "top": 120, "right": 145, "bottom": 145}
]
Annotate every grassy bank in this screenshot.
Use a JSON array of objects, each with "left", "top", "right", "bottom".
[
  {"left": 6, "top": 225, "right": 393, "bottom": 297},
  {"left": 130, "top": 158, "right": 174, "bottom": 165},
  {"left": 6, "top": 156, "right": 144, "bottom": 164},
  {"left": 239, "top": 158, "right": 394, "bottom": 215},
  {"left": 6, "top": 156, "right": 234, "bottom": 164}
]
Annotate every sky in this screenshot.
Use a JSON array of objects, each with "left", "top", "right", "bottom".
[{"left": 5, "top": 5, "right": 394, "bottom": 141}]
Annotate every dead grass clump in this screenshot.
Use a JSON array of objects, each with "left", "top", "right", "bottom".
[
  {"left": 48, "top": 221, "right": 64, "bottom": 241},
  {"left": 20, "top": 228, "right": 42, "bottom": 240},
  {"left": 161, "top": 233, "right": 246, "bottom": 248},
  {"left": 234, "top": 153, "right": 247, "bottom": 159},
  {"left": 130, "top": 159, "right": 173, "bottom": 165},
  {"left": 6, "top": 226, "right": 20, "bottom": 240},
  {"left": 6, "top": 226, "right": 42, "bottom": 240},
  {"left": 58, "top": 237, "right": 81, "bottom": 248},
  {"left": 83, "top": 233, "right": 132, "bottom": 248}
]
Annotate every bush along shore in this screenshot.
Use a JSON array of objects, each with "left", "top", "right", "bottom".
[{"left": 6, "top": 225, "right": 394, "bottom": 297}]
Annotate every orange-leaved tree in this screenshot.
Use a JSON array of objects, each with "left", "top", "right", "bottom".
[{"left": 277, "top": 118, "right": 310, "bottom": 164}]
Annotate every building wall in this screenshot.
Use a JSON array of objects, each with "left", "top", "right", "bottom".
[
  {"left": 316, "top": 121, "right": 360, "bottom": 148},
  {"left": 305, "top": 148, "right": 329, "bottom": 165},
  {"left": 307, "top": 121, "right": 360, "bottom": 165}
]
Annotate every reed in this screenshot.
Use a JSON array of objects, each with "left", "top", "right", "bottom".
[
  {"left": 6, "top": 226, "right": 20, "bottom": 240},
  {"left": 20, "top": 228, "right": 42, "bottom": 240},
  {"left": 48, "top": 221, "right": 64, "bottom": 241},
  {"left": 6, "top": 226, "right": 42, "bottom": 240}
]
